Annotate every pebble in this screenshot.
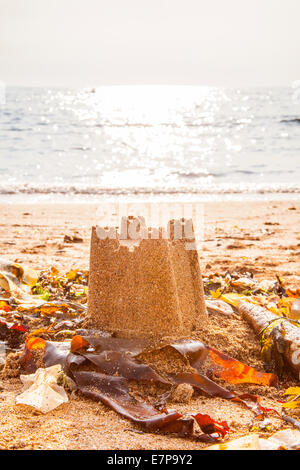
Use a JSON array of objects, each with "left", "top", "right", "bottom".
[{"left": 171, "top": 384, "right": 194, "bottom": 404}]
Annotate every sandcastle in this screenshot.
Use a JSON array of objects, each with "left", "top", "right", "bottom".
[{"left": 86, "top": 214, "right": 208, "bottom": 339}]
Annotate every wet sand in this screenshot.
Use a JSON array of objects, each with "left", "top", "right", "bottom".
[{"left": 0, "top": 200, "right": 299, "bottom": 450}]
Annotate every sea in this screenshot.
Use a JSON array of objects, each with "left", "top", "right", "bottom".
[{"left": 0, "top": 85, "right": 299, "bottom": 203}]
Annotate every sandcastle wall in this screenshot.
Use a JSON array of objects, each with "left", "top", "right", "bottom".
[{"left": 85, "top": 218, "right": 208, "bottom": 339}]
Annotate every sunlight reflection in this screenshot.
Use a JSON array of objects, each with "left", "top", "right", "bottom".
[
  {"left": 81, "top": 85, "right": 218, "bottom": 126},
  {"left": 6, "top": 85, "right": 294, "bottom": 195}
]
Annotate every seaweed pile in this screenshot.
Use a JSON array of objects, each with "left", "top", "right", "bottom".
[{"left": 203, "top": 271, "right": 300, "bottom": 379}]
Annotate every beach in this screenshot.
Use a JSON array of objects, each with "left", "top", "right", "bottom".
[
  {"left": 0, "top": 199, "right": 299, "bottom": 450},
  {"left": 2, "top": 0, "right": 300, "bottom": 453}
]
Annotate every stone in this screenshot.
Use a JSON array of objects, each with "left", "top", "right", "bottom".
[{"left": 171, "top": 383, "right": 194, "bottom": 403}]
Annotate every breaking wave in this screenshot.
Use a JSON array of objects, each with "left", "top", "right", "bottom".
[{"left": 0, "top": 183, "right": 300, "bottom": 196}]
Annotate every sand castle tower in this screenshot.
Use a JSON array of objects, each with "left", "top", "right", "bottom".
[{"left": 86, "top": 204, "right": 208, "bottom": 339}]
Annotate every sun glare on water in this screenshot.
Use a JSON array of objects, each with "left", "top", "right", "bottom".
[
  {"left": 79, "top": 85, "right": 219, "bottom": 126},
  {"left": 64, "top": 85, "right": 222, "bottom": 188}
]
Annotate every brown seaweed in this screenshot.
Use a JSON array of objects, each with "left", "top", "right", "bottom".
[
  {"left": 72, "top": 370, "right": 182, "bottom": 431},
  {"left": 19, "top": 333, "right": 280, "bottom": 439}
]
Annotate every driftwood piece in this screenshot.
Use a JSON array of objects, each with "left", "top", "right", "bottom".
[{"left": 239, "top": 300, "right": 300, "bottom": 378}]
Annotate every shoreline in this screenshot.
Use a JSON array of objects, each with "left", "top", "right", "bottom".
[{"left": 1, "top": 191, "right": 300, "bottom": 205}]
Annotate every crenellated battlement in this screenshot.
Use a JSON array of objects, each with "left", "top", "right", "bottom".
[{"left": 85, "top": 216, "right": 208, "bottom": 339}]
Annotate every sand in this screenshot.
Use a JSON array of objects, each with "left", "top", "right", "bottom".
[
  {"left": 0, "top": 200, "right": 299, "bottom": 450},
  {"left": 86, "top": 220, "right": 207, "bottom": 338},
  {"left": 1, "top": 200, "right": 299, "bottom": 282}
]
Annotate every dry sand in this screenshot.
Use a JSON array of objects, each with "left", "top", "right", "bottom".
[
  {"left": 1, "top": 200, "right": 299, "bottom": 283},
  {"left": 0, "top": 200, "right": 299, "bottom": 450}
]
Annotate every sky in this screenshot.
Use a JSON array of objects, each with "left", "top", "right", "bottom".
[{"left": 0, "top": 0, "right": 300, "bottom": 87}]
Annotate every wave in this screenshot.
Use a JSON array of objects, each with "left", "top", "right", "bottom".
[{"left": 0, "top": 182, "right": 300, "bottom": 196}]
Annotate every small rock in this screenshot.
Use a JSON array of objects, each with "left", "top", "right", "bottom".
[
  {"left": 64, "top": 234, "right": 83, "bottom": 244},
  {"left": 2, "top": 351, "right": 21, "bottom": 378},
  {"left": 8, "top": 440, "right": 27, "bottom": 449},
  {"left": 54, "top": 329, "right": 75, "bottom": 340},
  {"left": 0, "top": 357, "right": 5, "bottom": 370},
  {"left": 205, "top": 299, "right": 234, "bottom": 316}
]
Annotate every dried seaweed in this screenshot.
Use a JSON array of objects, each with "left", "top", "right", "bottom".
[{"left": 1, "top": 260, "right": 299, "bottom": 441}]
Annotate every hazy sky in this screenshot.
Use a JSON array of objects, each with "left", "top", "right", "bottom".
[{"left": 1, "top": 0, "right": 300, "bottom": 87}]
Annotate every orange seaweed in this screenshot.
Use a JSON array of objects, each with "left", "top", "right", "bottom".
[
  {"left": 70, "top": 335, "right": 90, "bottom": 353},
  {"left": 26, "top": 336, "right": 47, "bottom": 350},
  {"left": 208, "top": 347, "right": 278, "bottom": 386},
  {"left": 192, "top": 413, "right": 229, "bottom": 438}
]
